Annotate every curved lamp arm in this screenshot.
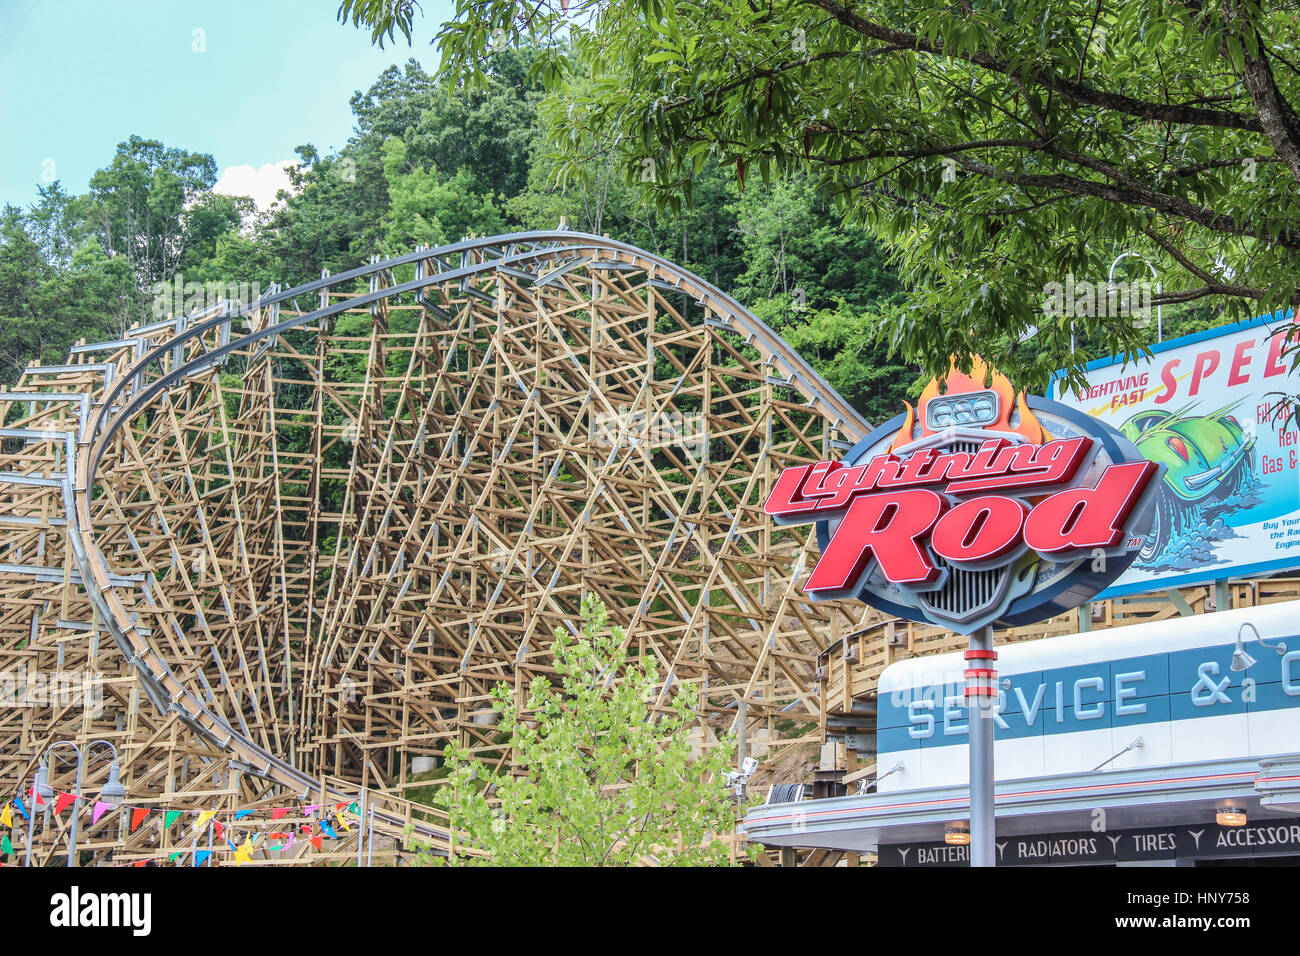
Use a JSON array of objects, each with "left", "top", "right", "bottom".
[
  {"left": 36, "top": 739, "right": 82, "bottom": 776},
  {"left": 82, "top": 739, "right": 119, "bottom": 761},
  {"left": 1240, "top": 622, "right": 1287, "bottom": 656}
]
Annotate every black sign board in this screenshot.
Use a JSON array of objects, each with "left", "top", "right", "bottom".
[{"left": 878, "top": 818, "right": 1300, "bottom": 866}]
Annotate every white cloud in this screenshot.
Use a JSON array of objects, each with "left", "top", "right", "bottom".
[{"left": 214, "top": 161, "right": 296, "bottom": 212}]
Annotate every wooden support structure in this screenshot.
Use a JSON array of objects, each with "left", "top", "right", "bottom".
[{"left": 0, "top": 232, "right": 881, "bottom": 864}]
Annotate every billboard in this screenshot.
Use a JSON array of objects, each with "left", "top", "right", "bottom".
[{"left": 1053, "top": 310, "right": 1300, "bottom": 597}]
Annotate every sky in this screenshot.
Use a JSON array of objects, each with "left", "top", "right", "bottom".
[{"left": 0, "top": 0, "right": 455, "bottom": 211}]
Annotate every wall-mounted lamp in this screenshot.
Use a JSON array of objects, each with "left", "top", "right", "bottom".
[
  {"left": 945, "top": 822, "right": 971, "bottom": 846},
  {"left": 1216, "top": 807, "right": 1247, "bottom": 827},
  {"left": 1230, "top": 622, "right": 1287, "bottom": 672}
]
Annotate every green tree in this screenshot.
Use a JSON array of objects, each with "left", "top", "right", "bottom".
[
  {"left": 349, "top": 0, "right": 1300, "bottom": 393},
  {"left": 380, "top": 136, "right": 506, "bottom": 251},
  {"left": 0, "top": 200, "right": 134, "bottom": 381},
  {"left": 87, "top": 136, "right": 244, "bottom": 303},
  {"left": 728, "top": 175, "right": 897, "bottom": 309},
  {"left": 426, "top": 595, "right": 746, "bottom": 866},
  {"left": 767, "top": 301, "right": 915, "bottom": 423},
  {"left": 390, "top": 51, "right": 544, "bottom": 200}
]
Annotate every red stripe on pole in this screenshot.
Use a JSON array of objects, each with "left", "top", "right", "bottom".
[{"left": 964, "top": 649, "right": 997, "bottom": 661}]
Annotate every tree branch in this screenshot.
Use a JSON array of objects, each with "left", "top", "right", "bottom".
[{"left": 798, "top": 0, "right": 1265, "bottom": 132}]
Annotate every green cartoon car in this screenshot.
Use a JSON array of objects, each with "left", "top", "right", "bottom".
[{"left": 1120, "top": 404, "right": 1257, "bottom": 562}]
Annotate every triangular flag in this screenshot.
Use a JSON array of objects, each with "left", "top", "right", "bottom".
[
  {"left": 130, "top": 807, "right": 150, "bottom": 833},
  {"left": 309, "top": 835, "right": 322, "bottom": 851},
  {"left": 234, "top": 809, "right": 253, "bottom": 820},
  {"left": 133, "top": 860, "right": 146, "bottom": 868},
  {"left": 169, "top": 851, "right": 185, "bottom": 863},
  {"left": 214, "top": 821, "right": 224, "bottom": 840},
  {"left": 271, "top": 807, "right": 289, "bottom": 821},
  {"left": 234, "top": 836, "right": 254, "bottom": 866},
  {"left": 319, "top": 820, "right": 338, "bottom": 839},
  {"left": 193, "top": 810, "right": 216, "bottom": 832},
  {"left": 335, "top": 811, "right": 351, "bottom": 832},
  {"left": 0, "top": 802, "right": 11, "bottom": 827},
  {"left": 13, "top": 797, "right": 28, "bottom": 820},
  {"left": 347, "top": 801, "right": 359, "bottom": 815},
  {"left": 55, "top": 792, "right": 77, "bottom": 815},
  {"left": 1, "top": 834, "right": 13, "bottom": 856},
  {"left": 32, "top": 790, "right": 44, "bottom": 808},
  {"left": 336, "top": 802, "right": 348, "bottom": 811},
  {"left": 92, "top": 801, "right": 113, "bottom": 824},
  {"left": 194, "top": 850, "right": 211, "bottom": 867},
  {"left": 164, "top": 811, "right": 181, "bottom": 829},
  {"left": 304, "top": 804, "right": 319, "bottom": 815}
]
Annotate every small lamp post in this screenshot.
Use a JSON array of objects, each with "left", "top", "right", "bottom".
[{"left": 25, "top": 740, "right": 124, "bottom": 867}]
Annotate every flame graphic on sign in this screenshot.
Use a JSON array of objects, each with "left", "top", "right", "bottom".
[{"left": 889, "top": 356, "right": 1047, "bottom": 451}]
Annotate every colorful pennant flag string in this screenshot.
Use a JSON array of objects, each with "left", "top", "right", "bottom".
[{"left": 2, "top": 789, "right": 369, "bottom": 866}]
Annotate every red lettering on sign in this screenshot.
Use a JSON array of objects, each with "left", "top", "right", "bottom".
[
  {"left": 1022, "top": 461, "right": 1158, "bottom": 556},
  {"left": 1154, "top": 358, "right": 1180, "bottom": 405},
  {"left": 1227, "top": 338, "right": 1254, "bottom": 387},
  {"left": 930, "top": 496, "right": 1029, "bottom": 566},
  {"left": 763, "top": 462, "right": 820, "bottom": 519},
  {"left": 767, "top": 434, "right": 1158, "bottom": 598},
  {"left": 1264, "top": 324, "right": 1299, "bottom": 378},
  {"left": 1189, "top": 350, "right": 1219, "bottom": 397},
  {"left": 765, "top": 437, "right": 1096, "bottom": 518},
  {"left": 945, "top": 437, "right": 1092, "bottom": 494},
  {"left": 804, "top": 489, "right": 945, "bottom": 593}
]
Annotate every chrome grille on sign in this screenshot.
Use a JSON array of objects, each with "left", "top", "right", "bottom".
[
  {"left": 922, "top": 440, "right": 1006, "bottom": 622},
  {"left": 922, "top": 558, "right": 1004, "bottom": 617}
]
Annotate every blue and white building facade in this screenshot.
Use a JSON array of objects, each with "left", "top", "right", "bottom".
[{"left": 744, "top": 602, "right": 1300, "bottom": 865}]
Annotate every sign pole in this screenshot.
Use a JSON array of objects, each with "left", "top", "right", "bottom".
[{"left": 965, "top": 624, "right": 997, "bottom": 867}]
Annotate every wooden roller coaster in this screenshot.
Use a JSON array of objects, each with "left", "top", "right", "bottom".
[{"left": 0, "top": 231, "right": 889, "bottom": 865}]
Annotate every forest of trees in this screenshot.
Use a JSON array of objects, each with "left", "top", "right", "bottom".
[{"left": 0, "top": 46, "right": 1226, "bottom": 419}]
